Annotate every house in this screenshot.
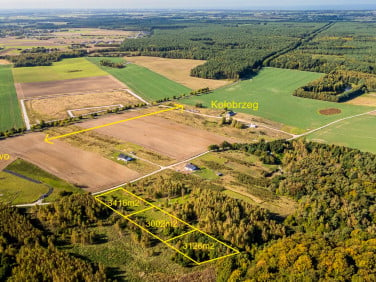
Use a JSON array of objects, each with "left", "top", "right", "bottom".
[
  {"left": 227, "top": 110, "right": 236, "bottom": 117},
  {"left": 117, "top": 153, "right": 134, "bottom": 162},
  {"left": 184, "top": 163, "right": 199, "bottom": 171},
  {"left": 248, "top": 123, "right": 258, "bottom": 128}
]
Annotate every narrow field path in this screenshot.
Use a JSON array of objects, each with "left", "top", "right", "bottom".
[{"left": 289, "top": 109, "right": 376, "bottom": 140}]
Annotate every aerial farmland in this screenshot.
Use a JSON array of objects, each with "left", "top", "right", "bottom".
[{"left": 0, "top": 8, "right": 375, "bottom": 282}]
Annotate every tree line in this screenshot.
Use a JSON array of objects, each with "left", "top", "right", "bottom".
[
  {"left": 7, "top": 50, "right": 87, "bottom": 67},
  {"left": 120, "top": 22, "right": 322, "bottom": 80},
  {"left": 293, "top": 70, "right": 376, "bottom": 102}
]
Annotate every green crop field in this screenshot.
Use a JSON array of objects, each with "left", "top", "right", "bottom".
[
  {"left": 87, "top": 57, "right": 191, "bottom": 101},
  {"left": 306, "top": 114, "right": 376, "bottom": 153},
  {"left": 0, "top": 171, "right": 49, "bottom": 205},
  {"left": 0, "top": 65, "right": 24, "bottom": 131},
  {"left": 182, "top": 68, "right": 372, "bottom": 133},
  {"left": 12, "top": 57, "right": 108, "bottom": 83},
  {"left": 6, "top": 159, "right": 82, "bottom": 201}
]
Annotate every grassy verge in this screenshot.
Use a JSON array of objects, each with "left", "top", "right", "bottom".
[
  {"left": 68, "top": 225, "right": 207, "bottom": 281},
  {"left": 5, "top": 159, "right": 82, "bottom": 202},
  {"left": 0, "top": 65, "right": 24, "bottom": 131},
  {"left": 0, "top": 171, "right": 49, "bottom": 205}
]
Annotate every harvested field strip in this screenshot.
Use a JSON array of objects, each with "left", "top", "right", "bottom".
[
  {"left": 16, "top": 75, "right": 124, "bottom": 98},
  {"left": 87, "top": 57, "right": 191, "bottom": 101},
  {"left": 47, "top": 125, "right": 161, "bottom": 174},
  {"left": 79, "top": 110, "right": 230, "bottom": 161},
  {"left": 125, "top": 56, "right": 232, "bottom": 90},
  {"left": 0, "top": 65, "right": 24, "bottom": 131},
  {"left": 24, "top": 90, "right": 140, "bottom": 123}
]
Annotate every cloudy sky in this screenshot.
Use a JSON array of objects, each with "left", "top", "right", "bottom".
[{"left": 0, "top": 0, "right": 374, "bottom": 9}]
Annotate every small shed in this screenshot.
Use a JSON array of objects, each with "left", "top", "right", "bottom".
[
  {"left": 117, "top": 153, "right": 134, "bottom": 162},
  {"left": 227, "top": 110, "right": 236, "bottom": 117},
  {"left": 184, "top": 163, "right": 199, "bottom": 171}
]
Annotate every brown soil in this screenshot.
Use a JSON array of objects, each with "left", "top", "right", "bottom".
[
  {"left": 319, "top": 108, "right": 342, "bottom": 115},
  {"left": 0, "top": 133, "right": 140, "bottom": 192},
  {"left": 126, "top": 56, "right": 232, "bottom": 90},
  {"left": 16, "top": 75, "right": 124, "bottom": 98},
  {"left": 345, "top": 93, "right": 376, "bottom": 107},
  {"left": 80, "top": 111, "right": 230, "bottom": 161},
  {"left": 0, "top": 59, "right": 11, "bottom": 65},
  {"left": 0, "top": 29, "right": 138, "bottom": 51},
  {"left": 25, "top": 91, "right": 140, "bottom": 123}
]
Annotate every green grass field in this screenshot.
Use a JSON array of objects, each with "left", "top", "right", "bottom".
[
  {"left": 87, "top": 57, "right": 191, "bottom": 101},
  {"left": 0, "top": 65, "right": 24, "bottom": 131},
  {"left": 182, "top": 68, "right": 372, "bottom": 133},
  {"left": 306, "top": 114, "right": 376, "bottom": 153},
  {"left": 12, "top": 57, "right": 108, "bottom": 83},
  {"left": 6, "top": 159, "right": 82, "bottom": 202},
  {"left": 0, "top": 171, "right": 49, "bottom": 205},
  {"left": 69, "top": 225, "right": 197, "bottom": 280}
]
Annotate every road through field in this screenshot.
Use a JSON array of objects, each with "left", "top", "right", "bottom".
[
  {"left": 92, "top": 150, "right": 211, "bottom": 196},
  {"left": 290, "top": 109, "right": 376, "bottom": 140}
]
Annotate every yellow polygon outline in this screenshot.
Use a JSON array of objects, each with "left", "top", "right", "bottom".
[
  {"left": 94, "top": 187, "right": 240, "bottom": 265},
  {"left": 45, "top": 104, "right": 184, "bottom": 144}
]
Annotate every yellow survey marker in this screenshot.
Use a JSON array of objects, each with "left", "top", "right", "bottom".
[
  {"left": 95, "top": 187, "right": 240, "bottom": 265},
  {"left": 45, "top": 104, "right": 184, "bottom": 144}
]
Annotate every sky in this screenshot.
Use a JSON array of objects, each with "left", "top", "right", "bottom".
[{"left": 0, "top": 0, "right": 375, "bottom": 10}]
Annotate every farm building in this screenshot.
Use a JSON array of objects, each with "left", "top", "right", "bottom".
[
  {"left": 117, "top": 154, "right": 134, "bottom": 162},
  {"left": 184, "top": 163, "right": 199, "bottom": 171},
  {"left": 227, "top": 110, "right": 236, "bottom": 117}
]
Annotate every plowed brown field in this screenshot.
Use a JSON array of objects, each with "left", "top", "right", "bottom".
[
  {"left": 0, "top": 133, "right": 140, "bottom": 192},
  {"left": 16, "top": 75, "right": 124, "bottom": 98},
  {"left": 80, "top": 111, "right": 229, "bottom": 161}
]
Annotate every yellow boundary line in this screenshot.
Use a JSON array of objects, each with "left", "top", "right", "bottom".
[
  {"left": 45, "top": 104, "right": 184, "bottom": 144},
  {"left": 124, "top": 206, "right": 154, "bottom": 218},
  {"left": 95, "top": 187, "right": 240, "bottom": 265},
  {"left": 163, "top": 229, "right": 197, "bottom": 243},
  {"left": 121, "top": 188, "right": 240, "bottom": 253},
  {"left": 124, "top": 216, "right": 200, "bottom": 265}
]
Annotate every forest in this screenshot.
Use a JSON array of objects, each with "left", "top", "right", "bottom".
[
  {"left": 119, "top": 19, "right": 376, "bottom": 102},
  {"left": 6, "top": 50, "right": 86, "bottom": 67},
  {"left": 1, "top": 140, "right": 375, "bottom": 280},
  {"left": 293, "top": 70, "right": 376, "bottom": 102},
  {"left": 0, "top": 195, "right": 109, "bottom": 281},
  {"left": 269, "top": 22, "right": 376, "bottom": 75},
  {"left": 120, "top": 22, "right": 323, "bottom": 79}
]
